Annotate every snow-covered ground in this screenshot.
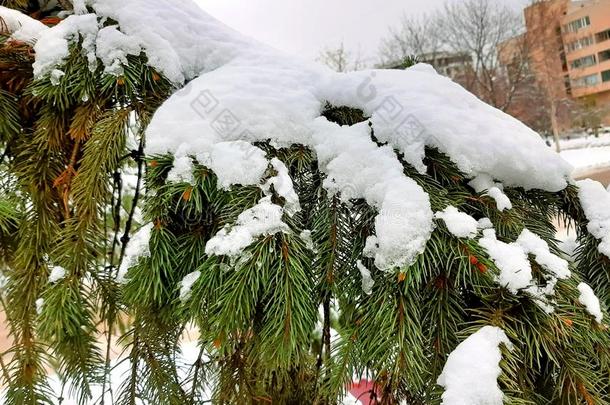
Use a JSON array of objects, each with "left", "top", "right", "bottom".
[{"left": 560, "top": 146, "right": 610, "bottom": 177}]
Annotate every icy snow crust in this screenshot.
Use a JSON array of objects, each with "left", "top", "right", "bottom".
[
  {"left": 437, "top": 326, "right": 513, "bottom": 405},
  {"left": 28, "top": 0, "right": 572, "bottom": 270}
]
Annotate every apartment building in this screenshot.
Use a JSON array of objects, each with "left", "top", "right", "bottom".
[{"left": 501, "top": 0, "right": 610, "bottom": 130}]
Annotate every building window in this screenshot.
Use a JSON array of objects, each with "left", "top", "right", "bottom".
[
  {"left": 566, "top": 36, "right": 594, "bottom": 53},
  {"left": 597, "top": 29, "right": 610, "bottom": 43},
  {"left": 600, "top": 49, "right": 610, "bottom": 63},
  {"left": 573, "top": 73, "right": 599, "bottom": 87},
  {"left": 603, "top": 70, "right": 610, "bottom": 82},
  {"left": 570, "top": 54, "right": 597, "bottom": 69},
  {"left": 564, "top": 16, "right": 591, "bottom": 33}
]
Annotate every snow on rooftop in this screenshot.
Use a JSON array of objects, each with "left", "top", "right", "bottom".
[{"left": 437, "top": 326, "right": 512, "bottom": 405}]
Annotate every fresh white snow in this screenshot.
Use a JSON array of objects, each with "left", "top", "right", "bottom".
[
  {"left": 356, "top": 260, "right": 374, "bottom": 295},
  {"left": 577, "top": 283, "right": 604, "bottom": 324},
  {"left": 0, "top": 6, "right": 48, "bottom": 44},
  {"left": 434, "top": 206, "right": 478, "bottom": 239},
  {"left": 437, "top": 326, "right": 512, "bottom": 405},
  {"left": 479, "top": 228, "right": 570, "bottom": 312},
  {"left": 48, "top": 266, "right": 67, "bottom": 283},
  {"left": 116, "top": 223, "right": 153, "bottom": 283},
  {"left": 577, "top": 179, "right": 610, "bottom": 259},
  {"left": 179, "top": 271, "right": 201, "bottom": 301},
  {"left": 17, "top": 0, "right": 573, "bottom": 271},
  {"left": 204, "top": 196, "right": 290, "bottom": 258}
]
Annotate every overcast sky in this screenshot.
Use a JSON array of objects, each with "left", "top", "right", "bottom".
[{"left": 196, "top": 0, "right": 531, "bottom": 62}]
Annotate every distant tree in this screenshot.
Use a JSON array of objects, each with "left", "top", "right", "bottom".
[
  {"left": 380, "top": 0, "right": 529, "bottom": 113},
  {"left": 317, "top": 42, "right": 365, "bottom": 72},
  {"left": 378, "top": 14, "right": 443, "bottom": 66}
]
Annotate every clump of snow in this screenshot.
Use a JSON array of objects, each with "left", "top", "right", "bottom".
[
  {"left": 0, "top": 6, "right": 48, "bottom": 44},
  {"left": 356, "top": 260, "right": 374, "bottom": 295},
  {"left": 116, "top": 223, "right": 153, "bottom": 283},
  {"left": 166, "top": 155, "right": 195, "bottom": 184},
  {"left": 479, "top": 228, "right": 571, "bottom": 312},
  {"left": 48, "top": 266, "right": 67, "bottom": 283},
  {"left": 479, "top": 229, "right": 532, "bottom": 293},
  {"left": 33, "top": 14, "right": 99, "bottom": 77},
  {"left": 577, "top": 179, "right": 610, "bottom": 259},
  {"left": 434, "top": 206, "right": 478, "bottom": 238},
  {"left": 95, "top": 25, "right": 141, "bottom": 76},
  {"left": 88, "top": 0, "right": 256, "bottom": 84},
  {"left": 437, "top": 326, "right": 512, "bottom": 405},
  {"left": 577, "top": 283, "right": 604, "bottom": 324},
  {"left": 262, "top": 158, "right": 301, "bottom": 216},
  {"left": 35, "top": 298, "right": 44, "bottom": 315},
  {"left": 179, "top": 271, "right": 201, "bottom": 301},
  {"left": 315, "top": 121, "right": 432, "bottom": 271},
  {"left": 469, "top": 174, "right": 512, "bottom": 212},
  {"left": 477, "top": 217, "right": 493, "bottom": 230},
  {"left": 50, "top": 69, "right": 65, "bottom": 86},
  {"left": 299, "top": 230, "right": 315, "bottom": 251},
  {"left": 516, "top": 229, "right": 570, "bottom": 280},
  {"left": 198, "top": 141, "right": 268, "bottom": 190},
  {"left": 205, "top": 196, "right": 290, "bottom": 258}
]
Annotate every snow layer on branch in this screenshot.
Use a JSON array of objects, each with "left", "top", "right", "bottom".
[
  {"left": 479, "top": 229, "right": 532, "bottom": 293},
  {"left": 577, "top": 179, "right": 610, "bottom": 259},
  {"left": 95, "top": 25, "right": 141, "bottom": 76},
  {"left": 199, "top": 142, "right": 268, "bottom": 190},
  {"left": 89, "top": 0, "right": 256, "bottom": 83},
  {"left": 434, "top": 206, "right": 478, "bottom": 238},
  {"left": 479, "top": 228, "right": 570, "bottom": 311},
  {"left": 577, "top": 283, "right": 604, "bottom": 324},
  {"left": 34, "top": 0, "right": 572, "bottom": 269},
  {"left": 179, "top": 271, "right": 201, "bottom": 302},
  {"left": 437, "top": 326, "right": 512, "bottom": 405},
  {"left": 116, "top": 223, "right": 153, "bottom": 283},
  {"left": 0, "top": 6, "right": 48, "bottom": 44},
  {"left": 33, "top": 14, "right": 99, "bottom": 77},
  {"left": 205, "top": 196, "right": 289, "bottom": 258}
]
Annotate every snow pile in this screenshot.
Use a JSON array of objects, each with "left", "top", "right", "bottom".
[
  {"left": 33, "top": 14, "right": 99, "bottom": 77},
  {"left": 437, "top": 326, "right": 512, "bottom": 405},
  {"left": 95, "top": 25, "right": 141, "bottom": 75},
  {"left": 577, "top": 283, "right": 604, "bottom": 324},
  {"left": 179, "top": 271, "right": 201, "bottom": 301},
  {"left": 479, "top": 229, "right": 533, "bottom": 293},
  {"left": 577, "top": 179, "right": 610, "bottom": 258},
  {"left": 0, "top": 6, "right": 48, "bottom": 44},
  {"left": 21, "top": 0, "right": 573, "bottom": 270},
  {"left": 205, "top": 196, "right": 290, "bottom": 258},
  {"left": 479, "top": 228, "right": 570, "bottom": 311},
  {"left": 356, "top": 261, "right": 374, "bottom": 295},
  {"left": 48, "top": 266, "right": 67, "bottom": 283},
  {"left": 562, "top": 146, "right": 610, "bottom": 176},
  {"left": 434, "top": 206, "right": 478, "bottom": 238},
  {"left": 116, "top": 223, "right": 153, "bottom": 283}
]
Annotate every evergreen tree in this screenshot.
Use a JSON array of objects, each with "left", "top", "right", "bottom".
[{"left": 0, "top": 1, "right": 608, "bottom": 405}]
